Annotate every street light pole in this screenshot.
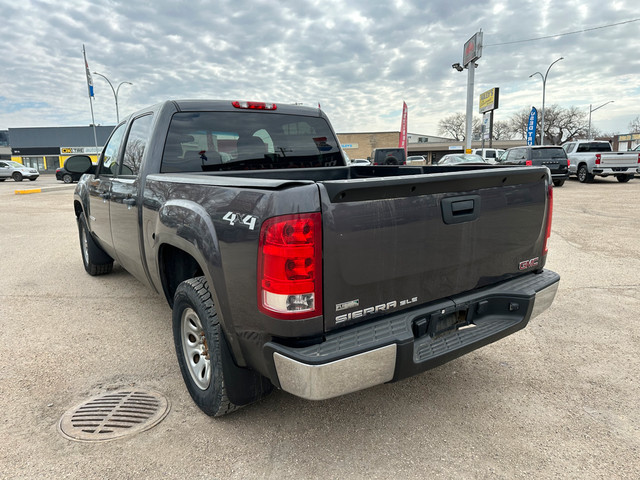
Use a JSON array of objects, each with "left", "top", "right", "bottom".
[
  {"left": 529, "top": 57, "right": 563, "bottom": 146},
  {"left": 92, "top": 72, "right": 133, "bottom": 123},
  {"left": 588, "top": 101, "right": 614, "bottom": 139}
]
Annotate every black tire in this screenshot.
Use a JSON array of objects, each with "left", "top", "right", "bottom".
[
  {"left": 0, "top": 178, "right": 5, "bottom": 182},
  {"left": 63, "top": 174, "right": 73, "bottom": 184},
  {"left": 553, "top": 180, "right": 565, "bottom": 187},
  {"left": 384, "top": 156, "right": 399, "bottom": 165},
  {"left": 172, "top": 277, "right": 241, "bottom": 417},
  {"left": 616, "top": 174, "right": 633, "bottom": 183},
  {"left": 12, "top": 172, "right": 23, "bottom": 182},
  {"left": 577, "top": 164, "right": 593, "bottom": 183},
  {"left": 77, "top": 214, "right": 114, "bottom": 275}
]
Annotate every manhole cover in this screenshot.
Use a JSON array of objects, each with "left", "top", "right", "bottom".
[{"left": 59, "top": 390, "right": 170, "bottom": 442}]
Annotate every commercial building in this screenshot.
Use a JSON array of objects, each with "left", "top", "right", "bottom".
[
  {"left": 337, "top": 131, "right": 525, "bottom": 164},
  {"left": 337, "top": 132, "right": 451, "bottom": 162},
  {"left": 7, "top": 125, "right": 115, "bottom": 173},
  {"left": 614, "top": 133, "right": 640, "bottom": 151}
]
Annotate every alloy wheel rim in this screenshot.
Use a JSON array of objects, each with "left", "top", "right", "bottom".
[{"left": 181, "top": 307, "right": 211, "bottom": 390}]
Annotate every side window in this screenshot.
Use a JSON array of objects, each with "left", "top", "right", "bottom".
[
  {"left": 506, "top": 149, "right": 518, "bottom": 161},
  {"left": 98, "top": 123, "right": 126, "bottom": 176},
  {"left": 121, "top": 114, "right": 153, "bottom": 176}
]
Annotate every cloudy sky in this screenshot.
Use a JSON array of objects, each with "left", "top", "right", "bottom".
[{"left": 1, "top": 0, "right": 639, "bottom": 137}]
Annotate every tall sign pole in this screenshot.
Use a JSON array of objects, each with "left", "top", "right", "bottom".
[
  {"left": 463, "top": 31, "right": 483, "bottom": 153},
  {"left": 83, "top": 44, "right": 99, "bottom": 160}
]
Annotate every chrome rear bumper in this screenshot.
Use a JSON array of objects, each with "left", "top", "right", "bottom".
[{"left": 270, "top": 270, "right": 560, "bottom": 401}]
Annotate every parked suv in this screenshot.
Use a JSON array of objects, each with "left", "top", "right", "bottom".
[
  {"left": 371, "top": 148, "right": 406, "bottom": 165},
  {"left": 499, "top": 146, "right": 569, "bottom": 187},
  {"left": 0, "top": 160, "right": 39, "bottom": 182}
]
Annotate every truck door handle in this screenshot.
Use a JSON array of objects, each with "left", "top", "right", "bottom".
[
  {"left": 123, "top": 197, "right": 136, "bottom": 206},
  {"left": 441, "top": 195, "right": 481, "bottom": 224},
  {"left": 100, "top": 192, "right": 111, "bottom": 200}
]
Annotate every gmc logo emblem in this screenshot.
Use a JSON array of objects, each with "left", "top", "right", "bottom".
[{"left": 519, "top": 257, "right": 539, "bottom": 270}]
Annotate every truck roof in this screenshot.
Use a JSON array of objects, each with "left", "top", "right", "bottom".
[{"left": 172, "top": 100, "right": 324, "bottom": 117}]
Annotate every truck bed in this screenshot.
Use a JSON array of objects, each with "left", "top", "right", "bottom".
[{"left": 151, "top": 163, "right": 552, "bottom": 333}]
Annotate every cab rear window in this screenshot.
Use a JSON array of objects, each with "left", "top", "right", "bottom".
[
  {"left": 161, "top": 112, "right": 343, "bottom": 173},
  {"left": 532, "top": 148, "right": 566, "bottom": 159}
]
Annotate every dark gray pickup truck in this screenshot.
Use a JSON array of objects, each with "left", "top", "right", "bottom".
[{"left": 71, "top": 100, "right": 559, "bottom": 416}]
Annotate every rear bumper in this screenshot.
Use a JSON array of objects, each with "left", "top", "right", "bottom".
[
  {"left": 266, "top": 270, "right": 560, "bottom": 400},
  {"left": 593, "top": 167, "right": 636, "bottom": 176}
]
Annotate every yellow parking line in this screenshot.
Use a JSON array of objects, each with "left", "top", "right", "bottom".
[{"left": 14, "top": 188, "right": 42, "bottom": 195}]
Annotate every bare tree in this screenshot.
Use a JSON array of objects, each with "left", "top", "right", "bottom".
[
  {"left": 628, "top": 115, "right": 640, "bottom": 133},
  {"left": 438, "top": 113, "right": 466, "bottom": 140},
  {"left": 507, "top": 105, "right": 589, "bottom": 145},
  {"left": 492, "top": 120, "right": 511, "bottom": 140},
  {"left": 438, "top": 114, "right": 481, "bottom": 141},
  {"left": 543, "top": 105, "right": 588, "bottom": 144},
  {"left": 508, "top": 109, "right": 530, "bottom": 140}
]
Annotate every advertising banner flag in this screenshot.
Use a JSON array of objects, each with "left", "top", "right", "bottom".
[
  {"left": 399, "top": 101, "right": 408, "bottom": 156},
  {"left": 82, "top": 44, "right": 99, "bottom": 158},
  {"left": 527, "top": 107, "right": 538, "bottom": 146},
  {"left": 83, "top": 44, "right": 94, "bottom": 98}
]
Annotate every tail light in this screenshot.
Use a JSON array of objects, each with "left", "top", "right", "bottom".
[
  {"left": 637, "top": 153, "right": 640, "bottom": 164},
  {"left": 232, "top": 100, "right": 277, "bottom": 110},
  {"left": 595, "top": 154, "right": 601, "bottom": 165},
  {"left": 567, "top": 159, "right": 570, "bottom": 167},
  {"left": 525, "top": 160, "right": 533, "bottom": 166},
  {"left": 543, "top": 185, "right": 553, "bottom": 255},
  {"left": 258, "top": 213, "right": 322, "bottom": 319}
]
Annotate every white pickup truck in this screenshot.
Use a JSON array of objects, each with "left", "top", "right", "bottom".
[{"left": 562, "top": 140, "right": 639, "bottom": 183}]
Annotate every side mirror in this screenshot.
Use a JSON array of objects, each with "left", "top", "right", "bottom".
[{"left": 64, "top": 155, "right": 93, "bottom": 174}]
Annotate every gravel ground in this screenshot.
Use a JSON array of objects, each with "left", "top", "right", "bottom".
[{"left": 0, "top": 174, "right": 638, "bottom": 479}]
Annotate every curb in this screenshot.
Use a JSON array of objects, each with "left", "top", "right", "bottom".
[
  {"left": 13, "top": 184, "right": 75, "bottom": 195},
  {"left": 15, "top": 188, "right": 42, "bottom": 195}
]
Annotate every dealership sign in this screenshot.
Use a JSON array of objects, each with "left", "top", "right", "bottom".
[
  {"left": 463, "top": 31, "right": 483, "bottom": 67},
  {"left": 479, "top": 87, "right": 499, "bottom": 114}
]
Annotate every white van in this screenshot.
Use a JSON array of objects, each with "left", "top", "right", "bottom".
[{"left": 473, "top": 148, "right": 505, "bottom": 164}]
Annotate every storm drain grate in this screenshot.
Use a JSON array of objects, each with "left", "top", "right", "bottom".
[{"left": 58, "top": 389, "right": 170, "bottom": 442}]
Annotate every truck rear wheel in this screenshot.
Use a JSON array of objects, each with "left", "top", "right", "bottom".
[
  {"left": 577, "top": 164, "right": 594, "bottom": 183},
  {"left": 616, "top": 174, "right": 633, "bottom": 183},
  {"left": 173, "top": 276, "right": 271, "bottom": 416},
  {"left": 78, "top": 215, "right": 114, "bottom": 275}
]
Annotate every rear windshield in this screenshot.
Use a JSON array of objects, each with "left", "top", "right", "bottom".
[
  {"left": 161, "top": 112, "right": 343, "bottom": 172},
  {"left": 576, "top": 142, "right": 612, "bottom": 153},
  {"left": 373, "top": 149, "right": 406, "bottom": 163},
  {"left": 532, "top": 148, "right": 567, "bottom": 159}
]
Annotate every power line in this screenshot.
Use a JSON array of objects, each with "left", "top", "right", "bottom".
[{"left": 485, "top": 18, "right": 640, "bottom": 47}]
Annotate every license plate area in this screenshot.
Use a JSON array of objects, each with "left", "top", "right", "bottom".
[{"left": 412, "top": 306, "right": 473, "bottom": 339}]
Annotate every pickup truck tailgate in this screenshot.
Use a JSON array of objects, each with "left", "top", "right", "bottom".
[
  {"left": 599, "top": 152, "right": 639, "bottom": 168},
  {"left": 319, "top": 167, "right": 550, "bottom": 331}
]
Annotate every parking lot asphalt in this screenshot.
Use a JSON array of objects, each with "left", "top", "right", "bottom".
[{"left": 1, "top": 175, "right": 639, "bottom": 479}]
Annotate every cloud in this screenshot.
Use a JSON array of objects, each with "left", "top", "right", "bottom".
[{"left": 1, "top": 0, "right": 639, "bottom": 137}]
